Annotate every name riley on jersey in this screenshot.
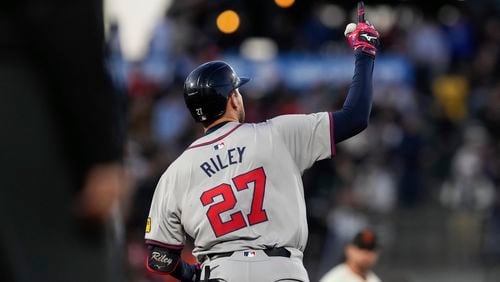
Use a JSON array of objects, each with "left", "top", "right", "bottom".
[{"left": 200, "top": 146, "right": 246, "bottom": 177}]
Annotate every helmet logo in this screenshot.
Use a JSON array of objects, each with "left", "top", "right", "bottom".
[{"left": 196, "top": 108, "right": 207, "bottom": 121}]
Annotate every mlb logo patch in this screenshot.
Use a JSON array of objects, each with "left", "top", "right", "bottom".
[
  {"left": 214, "top": 142, "right": 225, "bottom": 150},
  {"left": 243, "top": 251, "right": 257, "bottom": 257}
]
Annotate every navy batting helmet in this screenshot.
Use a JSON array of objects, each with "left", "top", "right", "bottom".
[{"left": 184, "top": 61, "right": 250, "bottom": 123}]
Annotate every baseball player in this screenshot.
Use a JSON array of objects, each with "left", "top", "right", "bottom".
[
  {"left": 319, "top": 229, "right": 381, "bottom": 282},
  {"left": 145, "top": 4, "right": 379, "bottom": 282}
]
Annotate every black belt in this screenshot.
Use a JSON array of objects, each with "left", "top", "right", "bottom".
[{"left": 207, "top": 247, "right": 291, "bottom": 260}]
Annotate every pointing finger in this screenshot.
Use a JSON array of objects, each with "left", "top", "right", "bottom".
[{"left": 357, "top": 1, "right": 365, "bottom": 23}]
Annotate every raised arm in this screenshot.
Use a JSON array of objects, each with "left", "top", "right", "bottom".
[{"left": 332, "top": 2, "right": 380, "bottom": 144}]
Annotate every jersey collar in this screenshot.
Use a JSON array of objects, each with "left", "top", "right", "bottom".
[
  {"left": 204, "top": 121, "right": 231, "bottom": 136},
  {"left": 188, "top": 122, "right": 243, "bottom": 150}
]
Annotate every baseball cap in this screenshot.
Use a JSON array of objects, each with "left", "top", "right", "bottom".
[{"left": 351, "top": 228, "right": 378, "bottom": 251}]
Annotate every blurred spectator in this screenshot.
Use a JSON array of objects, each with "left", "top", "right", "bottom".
[
  {"left": 440, "top": 123, "right": 495, "bottom": 265},
  {"left": 396, "top": 116, "right": 424, "bottom": 207},
  {"left": 317, "top": 189, "right": 370, "bottom": 278},
  {"left": 151, "top": 92, "right": 191, "bottom": 148},
  {"left": 142, "top": 17, "right": 175, "bottom": 88},
  {"left": 433, "top": 74, "right": 469, "bottom": 122},
  {"left": 407, "top": 20, "right": 450, "bottom": 95},
  {"left": 407, "top": 20, "right": 450, "bottom": 72},
  {"left": 440, "top": 123, "right": 495, "bottom": 212},
  {"left": 352, "top": 159, "right": 396, "bottom": 214}
]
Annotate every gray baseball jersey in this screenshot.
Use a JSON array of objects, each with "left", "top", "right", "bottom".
[{"left": 145, "top": 113, "right": 334, "bottom": 261}]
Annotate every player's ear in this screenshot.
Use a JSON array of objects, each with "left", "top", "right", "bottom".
[{"left": 228, "top": 91, "right": 239, "bottom": 109}]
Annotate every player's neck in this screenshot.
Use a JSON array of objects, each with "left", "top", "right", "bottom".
[
  {"left": 346, "top": 261, "right": 369, "bottom": 280},
  {"left": 204, "top": 117, "right": 239, "bottom": 133}
]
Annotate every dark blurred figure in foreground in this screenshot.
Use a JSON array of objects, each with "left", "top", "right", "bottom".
[
  {"left": 0, "top": 1, "right": 126, "bottom": 281},
  {"left": 320, "top": 229, "right": 381, "bottom": 282}
]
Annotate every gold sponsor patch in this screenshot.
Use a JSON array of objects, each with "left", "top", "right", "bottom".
[{"left": 146, "top": 217, "right": 151, "bottom": 233}]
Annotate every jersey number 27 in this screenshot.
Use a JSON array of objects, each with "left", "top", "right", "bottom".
[{"left": 200, "top": 167, "right": 268, "bottom": 237}]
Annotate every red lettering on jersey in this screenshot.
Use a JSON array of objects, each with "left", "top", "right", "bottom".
[
  {"left": 233, "top": 167, "right": 268, "bottom": 225},
  {"left": 200, "top": 167, "right": 269, "bottom": 237},
  {"left": 200, "top": 184, "right": 246, "bottom": 237}
]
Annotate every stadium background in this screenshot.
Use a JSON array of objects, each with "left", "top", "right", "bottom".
[{"left": 103, "top": 0, "right": 500, "bottom": 281}]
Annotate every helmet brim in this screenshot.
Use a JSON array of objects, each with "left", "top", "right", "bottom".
[{"left": 236, "top": 77, "right": 250, "bottom": 88}]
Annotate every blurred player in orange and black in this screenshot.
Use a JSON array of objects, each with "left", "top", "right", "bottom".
[
  {"left": 0, "top": 1, "right": 126, "bottom": 281},
  {"left": 320, "top": 229, "right": 381, "bottom": 282}
]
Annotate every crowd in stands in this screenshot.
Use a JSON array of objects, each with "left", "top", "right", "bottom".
[{"left": 107, "top": 2, "right": 500, "bottom": 281}]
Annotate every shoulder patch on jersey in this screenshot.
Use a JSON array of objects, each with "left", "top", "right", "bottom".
[{"left": 146, "top": 217, "right": 151, "bottom": 233}]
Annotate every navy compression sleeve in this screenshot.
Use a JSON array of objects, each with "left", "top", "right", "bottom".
[{"left": 332, "top": 51, "right": 375, "bottom": 143}]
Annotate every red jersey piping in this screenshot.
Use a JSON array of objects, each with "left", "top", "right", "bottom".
[
  {"left": 329, "top": 112, "right": 336, "bottom": 158},
  {"left": 187, "top": 123, "right": 243, "bottom": 150}
]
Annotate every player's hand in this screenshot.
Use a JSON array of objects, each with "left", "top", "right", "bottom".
[
  {"left": 192, "top": 263, "right": 201, "bottom": 282},
  {"left": 344, "top": 3, "right": 380, "bottom": 57},
  {"left": 181, "top": 263, "right": 201, "bottom": 282}
]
